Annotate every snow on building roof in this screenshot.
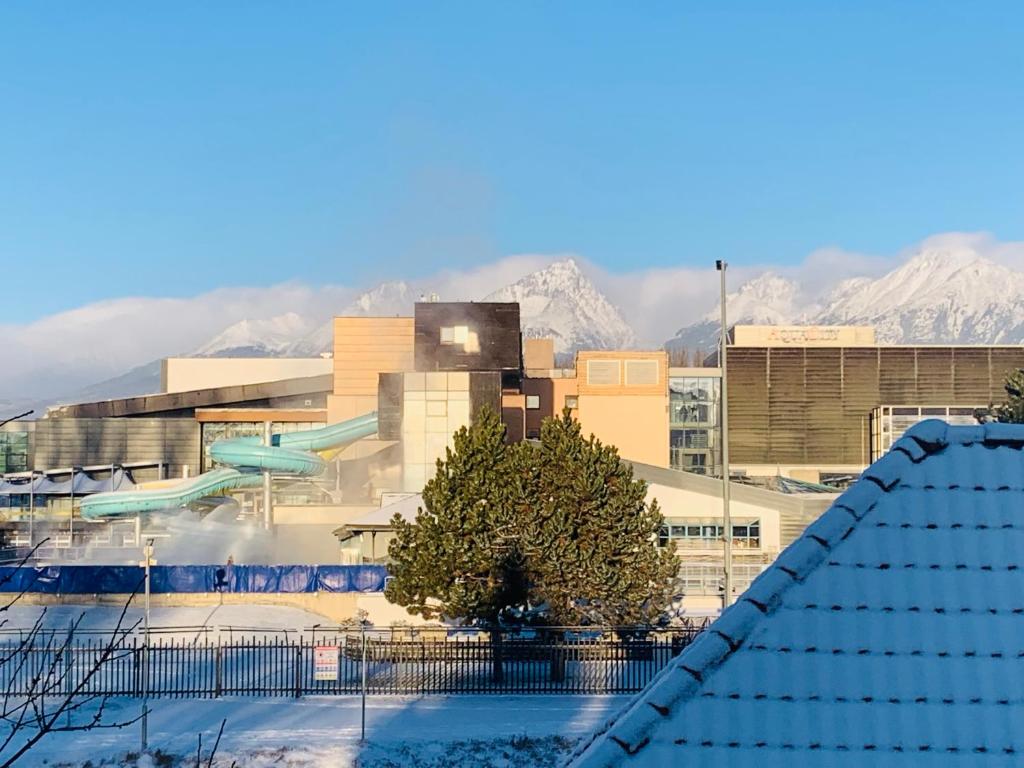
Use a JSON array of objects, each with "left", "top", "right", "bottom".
[
  {"left": 334, "top": 493, "right": 422, "bottom": 539},
  {"left": 569, "top": 419, "right": 1024, "bottom": 767}
]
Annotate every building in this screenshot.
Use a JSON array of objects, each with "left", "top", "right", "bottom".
[
  {"left": 683, "top": 324, "right": 1024, "bottom": 483},
  {"left": 570, "top": 419, "right": 1024, "bottom": 766}
]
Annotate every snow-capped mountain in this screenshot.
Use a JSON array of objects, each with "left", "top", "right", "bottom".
[
  {"left": 281, "top": 281, "right": 417, "bottom": 357},
  {"left": 816, "top": 248, "right": 1024, "bottom": 343},
  {"left": 666, "top": 272, "right": 808, "bottom": 351},
  {"left": 668, "top": 245, "right": 1024, "bottom": 349},
  {"left": 484, "top": 259, "right": 636, "bottom": 353},
  {"left": 192, "top": 259, "right": 637, "bottom": 359},
  {"left": 192, "top": 312, "right": 319, "bottom": 357}
]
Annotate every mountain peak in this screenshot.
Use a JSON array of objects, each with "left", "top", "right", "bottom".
[
  {"left": 192, "top": 312, "right": 315, "bottom": 357},
  {"left": 485, "top": 259, "right": 636, "bottom": 352}
]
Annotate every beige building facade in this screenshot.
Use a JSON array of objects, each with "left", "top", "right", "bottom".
[
  {"left": 574, "top": 350, "right": 669, "bottom": 467},
  {"left": 161, "top": 357, "right": 332, "bottom": 394},
  {"left": 328, "top": 316, "right": 415, "bottom": 423}
]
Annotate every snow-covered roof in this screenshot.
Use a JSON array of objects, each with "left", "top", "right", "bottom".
[
  {"left": 570, "top": 419, "right": 1024, "bottom": 767},
  {"left": 334, "top": 493, "right": 422, "bottom": 538}
]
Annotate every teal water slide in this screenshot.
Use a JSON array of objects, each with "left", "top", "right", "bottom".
[{"left": 80, "top": 412, "right": 378, "bottom": 520}]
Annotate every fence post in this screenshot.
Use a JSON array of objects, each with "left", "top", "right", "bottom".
[
  {"left": 215, "top": 644, "right": 222, "bottom": 698},
  {"left": 294, "top": 640, "right": 302, "bottom": 698},
  {"left": 550, "top": 641, "right": 566, "bottom": 684}
]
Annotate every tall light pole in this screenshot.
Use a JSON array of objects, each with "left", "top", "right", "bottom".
[
  {"left": 716, "top": 260, "right": 732, "bottom": 609},
  {"left": 141, "top": 537, "right": 155, "bottom": 751}
]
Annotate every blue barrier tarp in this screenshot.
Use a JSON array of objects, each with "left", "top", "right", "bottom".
[{"left": 0, "top": 564, "right": 387, "bottom": 594}]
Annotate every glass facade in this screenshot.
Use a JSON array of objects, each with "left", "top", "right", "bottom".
[
  {"left": 0, "top": 430, "right": 30, "bottom": 474},
  {"left": 669, "top": 376, "right": 721, "bottom": 476},
  {"left": 200, "top": 422, "right": 326, "bottom": 472}
]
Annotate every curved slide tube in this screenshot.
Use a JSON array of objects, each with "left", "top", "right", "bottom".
[{"left": 80, "top": 412, "right": 378, "bottom": 519}]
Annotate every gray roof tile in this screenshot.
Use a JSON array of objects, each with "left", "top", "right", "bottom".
[{"left": 568, "top": 420, "right": 1024, "bottom": 767}]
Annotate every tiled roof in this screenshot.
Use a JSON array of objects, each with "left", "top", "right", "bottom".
[{"left": 569, "top": 420, "right": 1024, "bottom": 767}]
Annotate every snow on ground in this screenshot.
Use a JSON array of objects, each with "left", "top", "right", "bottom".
[
  {"left": 0, "top": 603, "right": 333, "bottom": 641},
  {"left": 17, "top": 695, "right": 629, "bottom": 767}
]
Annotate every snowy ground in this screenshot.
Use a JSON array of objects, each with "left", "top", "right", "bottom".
[
  {"left": 0, "top": 603, "right": 334, "bottom": 641},
  {"left": 15, "top": 695, "right": 628, "bottom": 767}
]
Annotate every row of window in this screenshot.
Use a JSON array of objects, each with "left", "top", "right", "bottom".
[
  {"left": 585, "top": 359, "right": 660, "bottom": 387},
  {"left": 524, "top": 394, "right": 579, "bottom": 411},
  {"left": 659, "top": 522, "right": 760, "bottom": 548}
]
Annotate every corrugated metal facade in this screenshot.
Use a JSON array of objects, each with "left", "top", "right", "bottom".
[
  {"left": 729, "top": 346, "right": 1024, "bottom": 466},
  {"left": 32, "top": 418, "right": 199, "bottom": 480}
]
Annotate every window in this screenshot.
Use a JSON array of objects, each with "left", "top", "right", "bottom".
[
  {"left": 564, "top": 395, "right": 578, "bottom": 409},
  {"left": 625, "top": 359, "right": 659, "bottom": 386},
  {"left": 439, "top": 325, "right": 478, "bottom": 352},
  {"left": 659, "top": 520, "right": 760, "bottom": 548},
  {"left": 526, "top": 429, "right": 540, "bottom": 439},
  {"left": 525, "top": 395, "right": 540, "bottom": 410},
  {"left": 586, "top": 359, "right": 620, "bottom": 386}
]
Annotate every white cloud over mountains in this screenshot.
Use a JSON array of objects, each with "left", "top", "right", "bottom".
[{"left": 3, "top": 231, "right": 1023, "bottom": 409}]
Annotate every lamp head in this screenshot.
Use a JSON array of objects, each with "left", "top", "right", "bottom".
[{"left": 715, "top": 260, "right": 727, "bottom": 271}]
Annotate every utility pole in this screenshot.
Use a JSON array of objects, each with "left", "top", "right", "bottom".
[
  {"left": 262, "top": 421, "right": 273, "bottom": 530},
  {"left": 141, "top": 538, "right": 155, "bottom": 751},
  {"left": 360, "top": 620, "right": 368, "bottom": 744},
  {"left": 716, "top": 260, "right": 733, "bottom": 609}
]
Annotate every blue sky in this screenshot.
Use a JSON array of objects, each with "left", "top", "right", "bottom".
[{"left": 1, "top": 3, "right": 1022, "bottom": 322}]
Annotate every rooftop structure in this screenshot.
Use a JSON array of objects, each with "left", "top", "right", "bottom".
[{"left": 571, "top": 419, "right": 1024, "bottom": 766}]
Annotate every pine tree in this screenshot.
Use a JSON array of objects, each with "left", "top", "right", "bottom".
[
  {"left": 988, "top": 369, "right": 1024, "bottom": 423},
  {"left": 385, "top": 407, "right": 526, "bottom": 623},
  {"left": 519, "top": 412, "right": 680, "bottom": 627}
]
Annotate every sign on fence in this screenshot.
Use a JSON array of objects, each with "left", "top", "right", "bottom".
[{"left": 314, "top": 645, "right": 339, "bottom": 681}]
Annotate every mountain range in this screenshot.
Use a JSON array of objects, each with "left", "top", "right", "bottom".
[
  {"left": 667, "top": 245, "right": 1024, "bottom": 351},
  {"left": 195, "top": 258, "right": 635, "bottom": 358},
  {"left": 17, "top": 241, "right": 1024, "bottom": 413}
]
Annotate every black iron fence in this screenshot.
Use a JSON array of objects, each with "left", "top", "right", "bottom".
[{"left": 0, "top": 622, "right": 710, "bottom": 698}]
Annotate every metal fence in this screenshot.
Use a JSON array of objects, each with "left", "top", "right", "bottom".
[{"left": 0, "top": 622, "right": 710, "bottom": 698}]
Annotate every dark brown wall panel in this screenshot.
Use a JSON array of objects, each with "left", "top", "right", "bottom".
[
  {"left": 414, "top": 303, "right": 522, "bottom": 372},
  {"left": 726, "top": 348, "right": 768, "bottom": 463},
  {"left": 728, "top": 345, "right": 1024, "bottom": 468},
  {"left": 915, "top": 348, "right": 955, "bottom": 402},
  {"left": 767, "top": 349, "right": 807, "bottom": 464}
]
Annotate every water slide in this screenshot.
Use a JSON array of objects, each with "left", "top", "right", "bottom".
[{"left": 80, "top": 412, "right": 378, "bottom": 520}]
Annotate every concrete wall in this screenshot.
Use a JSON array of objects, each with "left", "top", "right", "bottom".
[
  {"left": 523, "top": 338, "right": 555, "bottom": 371},
  {"left": 14, "top": 591, "right": 432, "bottom": 625},
  {"left": 399, "top": 372, "right": 472, "bottom": 492},
  {"left": 161, "top": 358, "right": 332, "bottom": 394},
  {"left": 575, "top": 351, "right": 669, "bottom": 467}
]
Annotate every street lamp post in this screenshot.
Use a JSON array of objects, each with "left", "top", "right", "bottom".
[
  {"left": 716, "top": 260, "right": 733, "bottom": 609},
  {"left": 141, "top": 538, "right": 155, "bottom": 751}
]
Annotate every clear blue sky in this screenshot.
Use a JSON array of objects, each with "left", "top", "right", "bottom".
[{"left": 2, "top": 3, "right": 1021, "bottom": 322}]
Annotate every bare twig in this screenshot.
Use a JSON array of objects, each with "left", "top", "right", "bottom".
[{"left": 206, "top": 718, "right": 227, "bottom": 768}]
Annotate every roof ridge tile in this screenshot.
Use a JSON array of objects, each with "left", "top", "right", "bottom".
[
  {"left": 903, "top": 418, "right": 949, "bottom": 451},
  {"left": 982, "top": 422, "right": 1024, "bottom": 446},
  {"left": 862, "top": 449, "right": 912, "bottom": 491}
]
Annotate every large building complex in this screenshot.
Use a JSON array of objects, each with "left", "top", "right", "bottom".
[{"left": 4, "top": 308, "right": 1022, "bottom": 609}]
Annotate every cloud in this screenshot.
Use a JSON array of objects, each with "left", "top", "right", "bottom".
[
  {"left": 0, "top": 283, "right": 356, "bottom": 401},
  {"left": 5, "top": 230, "right": 1024, "bottom": 406}
]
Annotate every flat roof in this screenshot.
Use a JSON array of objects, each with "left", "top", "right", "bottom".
[{"left": 46, "top": 374, "right": 333, "bottom": 419}]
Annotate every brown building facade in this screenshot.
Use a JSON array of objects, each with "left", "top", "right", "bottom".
[{"left": 727, "top": 345, "right": 1024, "bottom": 472}]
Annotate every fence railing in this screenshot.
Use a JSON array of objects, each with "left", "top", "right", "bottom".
[{"left": 0, "top": 623, "right": 710, "bottom": 697}]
